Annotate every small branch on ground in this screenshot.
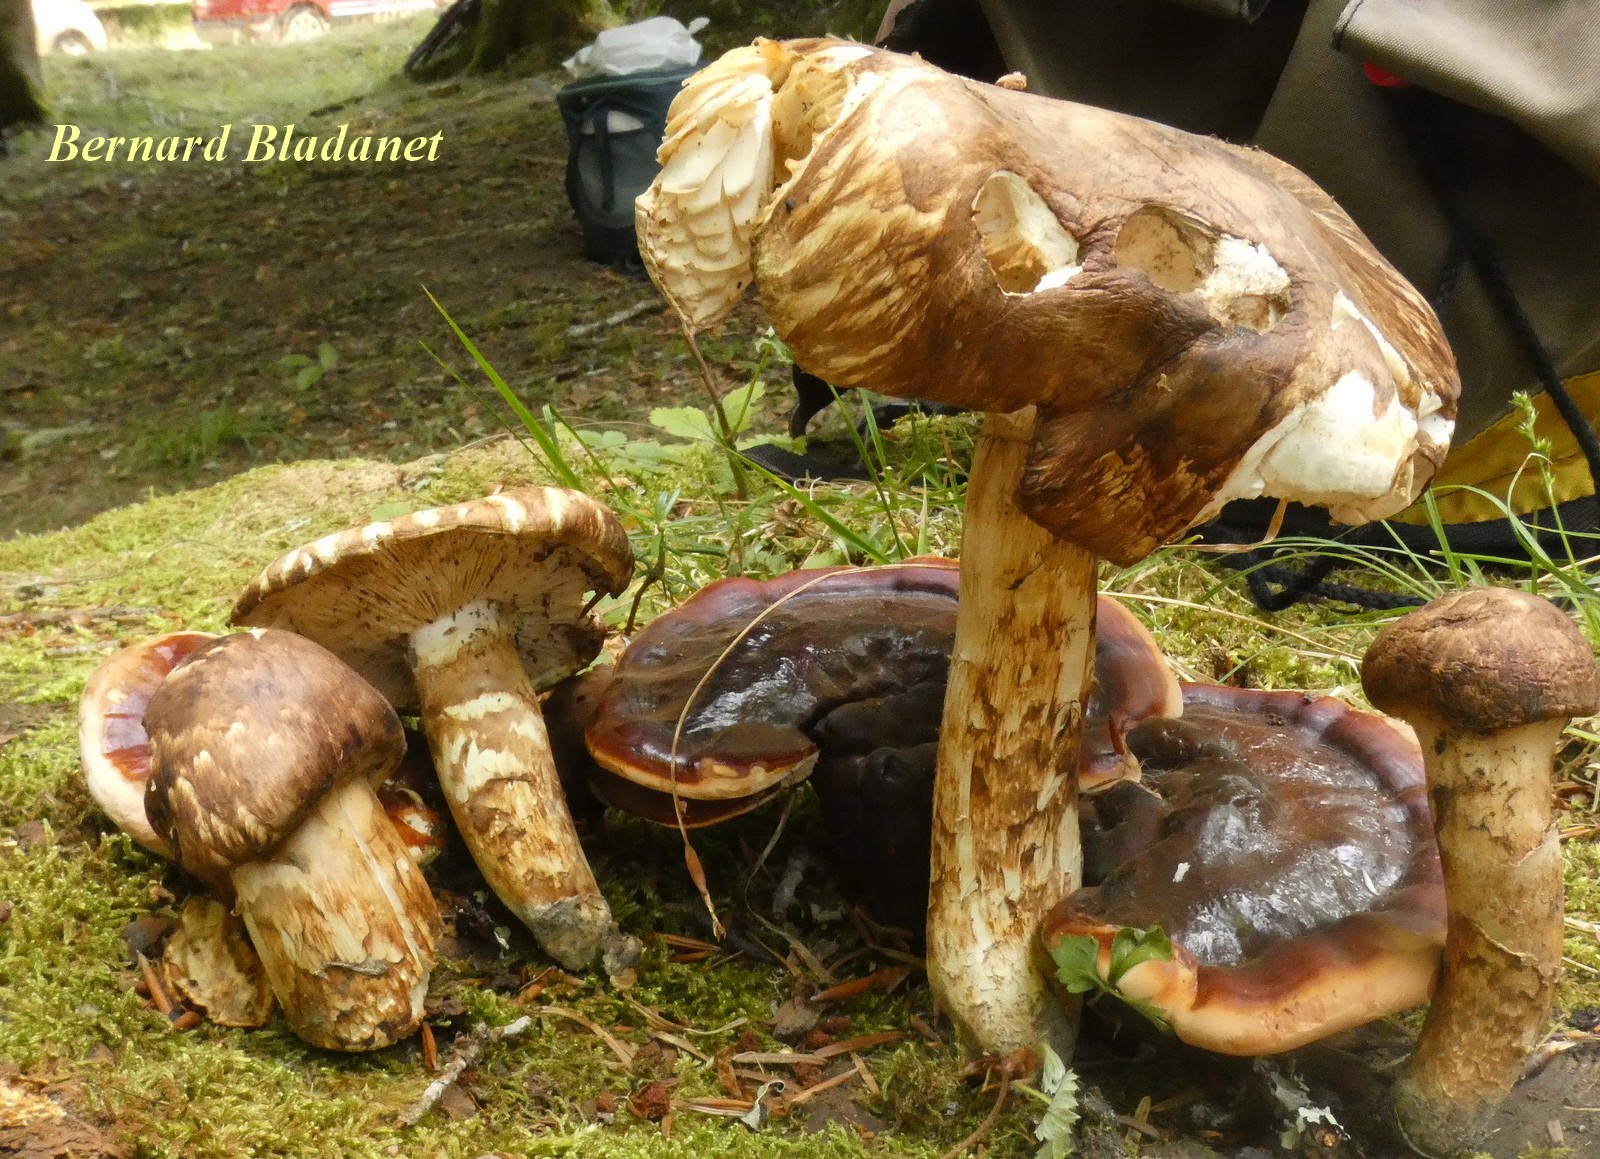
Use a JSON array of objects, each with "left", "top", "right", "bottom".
[{"left": 397, "top": 1015, "right": 532, "bottom": 1127}]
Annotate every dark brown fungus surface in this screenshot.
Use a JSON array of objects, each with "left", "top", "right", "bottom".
[
  {"left": 587, "top": 559, "right": 1180, "bottom": 829},
  {"left": 1042, "top": 683, "right": 1445, "bottom": 1056}
]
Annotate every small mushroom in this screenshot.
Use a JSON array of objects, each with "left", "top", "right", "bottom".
[
  {"left": 1362, "top": 588, "right": 1600, "bottom": 1155},
  {"left": 377, "top": 729, "right": 454, "bottom": 867},
  {"left": 585, "top": 559, "right": 1180, "bottom": 833},
  {"left": 1042, "top": 684, "right": 1445, "bottom": 1056},
  {"left": 638, "top": 39, "right": 1458, "bottom": 1054},
  {"left": 162, "top": 897, "right": 275, "bottom": 1029},
  {"left": 78, "top": 631, "right": 217, "bottom": 858},
  {"left": 144, "top": 628, "right": 438, "bottom": 1051},
  {"left": 230, "top": 487, "right": 636, "bottom": 973}
]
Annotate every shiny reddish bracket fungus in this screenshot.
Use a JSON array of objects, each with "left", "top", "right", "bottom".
[
  {"left": 1042, "top": 684, "right": 1444, "bottom": 1056},
  {"left": 585, "top": 559, "right": 1180, "bottom": 832}
]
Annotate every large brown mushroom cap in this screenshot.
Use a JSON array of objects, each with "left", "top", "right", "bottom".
[
  {"left": 230, "top": 487, "right": 634, "bottom": 707},
  {"left": 1042, "top": 683, "right": 1444, "bottom": 1055},
  {"left": 78, "top": 631, "right": 217, "bottom": 859},
  {"left": 1363, "top": 587, "right": 1600, "bottom": 732},
  {"left": 143, "top": 629, "right": 406, "bottom": 887},
  {"left": 586, "top": 559, "right": 1180, "bottom": 813},
  {"left": 638, "top": 41, "right": 1459, "bottom": 564}
]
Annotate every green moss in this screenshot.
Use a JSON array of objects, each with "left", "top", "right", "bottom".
[{"left": 7, "top": 433, "right": 1600, "bottom": 1156}]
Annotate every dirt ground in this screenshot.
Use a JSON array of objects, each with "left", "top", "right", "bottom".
[{"left": 0, "top": 17, "right": 796, "bottom": 539}]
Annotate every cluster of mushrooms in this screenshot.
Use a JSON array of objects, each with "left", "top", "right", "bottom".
[{"left": 72, "top": 36, "right": 1600, "bottom": 1157}]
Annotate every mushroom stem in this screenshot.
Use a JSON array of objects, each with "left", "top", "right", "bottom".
[
  {"left": 928, "top": 408, "right": 1096, "bottom": 1058},
  {"left": 1390, "top": 716, "right": 1567, "bottom": 1154},
  {"left": 232, "top": 774, "right": 437, "bottom": 1051},
  {"left": 410, "top": 599, "right": 616, "bottom": 971}
]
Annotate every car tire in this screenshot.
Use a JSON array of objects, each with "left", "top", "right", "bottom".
[
  {"left": 52, "top": 30, "right": 95, "bottom": 54},
  {"left": 278, "top": 4, "right": 329, "bottom": 42}
]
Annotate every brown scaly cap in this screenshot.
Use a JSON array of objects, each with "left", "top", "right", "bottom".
[
  {"left": 1363, "top": 588, "right": 1600, "bottom": 733},
  {"left": 143, "top": 629, "right": 405, "bottom": 886},
  {"left": 638, "top": 42, "right": 1460, "bottom": 565},
  {"left": 229, "top": 487, "right": 635, "bottom": 709}
]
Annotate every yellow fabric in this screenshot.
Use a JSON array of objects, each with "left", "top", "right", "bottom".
[{"left": 1391, "top": 370, "right": 1600, "bottom": 525}]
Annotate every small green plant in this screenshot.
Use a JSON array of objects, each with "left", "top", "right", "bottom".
[
  {"left": 129, "top": 403, "right": 271, "bottom": 474},
  {"left": 280, "top": 343, "right": 340, "bottom": 391},
  {"left": 1016, "top": 1043, "right": 1080, "bottom": 1159},
  {"left": 1050, "top": 924, "right": 1176, "bottom": 1032}
]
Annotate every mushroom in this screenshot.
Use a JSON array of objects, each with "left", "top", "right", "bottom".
[
  {"left": 78, "top": 631, "right": 217, "bottom": 858},
  {"left": 584, "top": 559, "right": 1180, "bottom": 833},
  {"left": 1041, "top": 683, "right": 1444, "bottom": 1056},
  {"left": 585, "top": 561, "right": 959, "bottom": 821},
  {"left": 377, "top": 729, "right": 454, "bottom": 867},
  {"left": 1361, "top": 588, "right": 1600, "bottom": 1155},
  {"left": 162, "top": 896, "right": 275, "bottom": 1029},
  {"left": 229, "top": 487, "right": 636, "bottom": 974},
  {"left": 143, "top": 628, "right": 438, "bottom": 1051},
  {"left": 637, "top": 40, "right": 1457, "bottom": 1053},
  {"left": 80, "top": 634, "right": 451, "bottom": 870}
]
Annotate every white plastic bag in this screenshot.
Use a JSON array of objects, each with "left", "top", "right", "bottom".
[{"left": 563, "top": 16, "right": 710, "bottom": 79}]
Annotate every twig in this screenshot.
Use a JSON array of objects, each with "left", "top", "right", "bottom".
[
  {"left": 938, "top": 1069, "right": 1011, "bottom": 1159},
  {"left": 783, "top": 1067, "right": 859, "bottom": 1106},
  {"left": 137, "top": 952, "right": 173, "bottom": 1017},
  {"left": 527, "top": 1005, "right": 636, "bottom": 1068},
  {"left": 397, "top": 1016, "right": 532, "bottom": 1128},
  {"left": 565, "top": 300, "right": 659, "bottom": 339}
]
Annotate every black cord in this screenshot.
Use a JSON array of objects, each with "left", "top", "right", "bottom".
[{"left": 1382, "top": 85, "right": 1600, "bottom": 531}]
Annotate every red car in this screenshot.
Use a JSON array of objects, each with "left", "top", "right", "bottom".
[{"left": 192, "top": 0, "right": 438, "bottom": 45}]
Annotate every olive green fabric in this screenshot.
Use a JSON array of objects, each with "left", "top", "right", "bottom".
[
  {"left": 1335, "top": 0, "right": 1600, "bottom": 184},
  {"left": 1253, "top": 0, "right": 1600, "bottom": 445}
]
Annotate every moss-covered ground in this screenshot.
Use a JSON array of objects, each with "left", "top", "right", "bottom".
[{"left": 3, "top": 418, "right": 1599, "bottom": 1157}]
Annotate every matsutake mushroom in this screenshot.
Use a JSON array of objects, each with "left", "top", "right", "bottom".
[
  {"left": 637, "top": 40, "right": 1458, "bottom": 1054},
  {"left": 1041, "top": 683, "right": 1445, "bottom": 1056},
  {"left": 80, "top": 633, "right": 448, "bottom": 868},
  {"left": 230, "top": 487, "right": 636, "bottom": 975},
  {"left": 584, "top": 559, "right": 1179, "bottom": 840},
  {"left": 143, "top": 628, "right": 438, "bottom": 1051},
  {"left": 1363, "top": 588, "right": 1600, "bottom": 1156},
  {"left": 162, "top": 896, "right": 275, "bottom": 1030}
]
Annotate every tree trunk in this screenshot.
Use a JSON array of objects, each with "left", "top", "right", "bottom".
[
  {"left": 1, "top": 0, "right": 45, "bottom": 132},
  {"left": 407, "top": 0, "right": 612, "bottom": 81}
]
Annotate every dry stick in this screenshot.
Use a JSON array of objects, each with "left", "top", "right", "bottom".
[
  {"left": 528, "top": 1005, "right": 636, "bottom": 1068},
  {"left": 397, "top": 1016, "right": 532, "bottom": 1128},
  {"left": 136, "top": 952, "right": 173, "bottom": 1017},
  {"left": 678, "top": 318, "right": 749, "bottom": 501},
  {"left": 937, "top": 1069, "right": 1011, "bottom": 1159},
  {"left": 565, "top": 300, "right": 660, "bottom": 340}
]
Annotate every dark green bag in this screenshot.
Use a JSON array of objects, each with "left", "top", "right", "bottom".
[{"left": 557, "top": 67, "right": 696, "bottom": 267}]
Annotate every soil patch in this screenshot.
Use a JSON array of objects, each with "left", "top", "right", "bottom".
[{"left": 1, "top": 21, "right": 795, "bottom": 539}]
